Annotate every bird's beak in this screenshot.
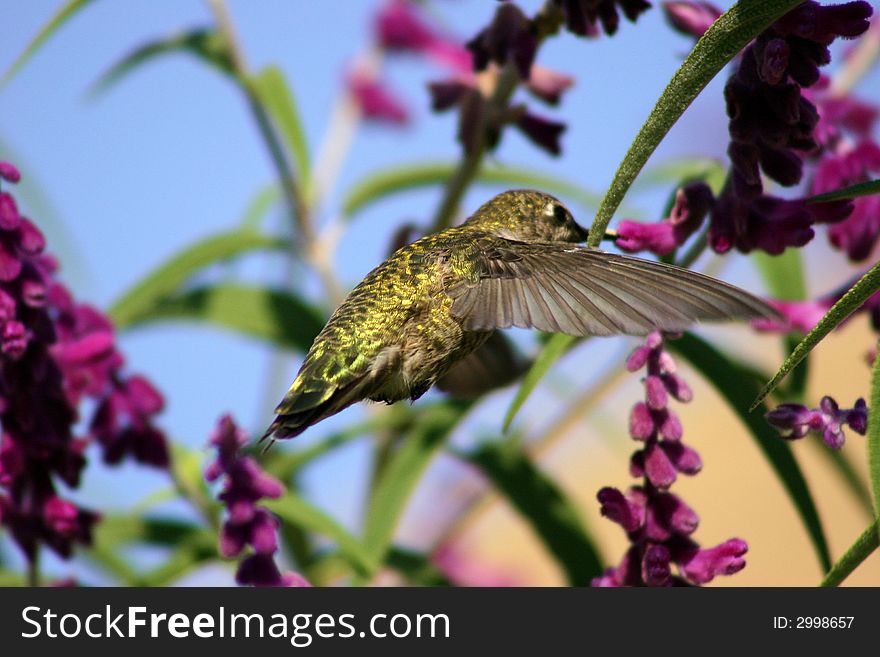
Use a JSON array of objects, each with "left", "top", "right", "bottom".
[{"left": 572, "top": 221, "right": 590, "bottom": 242}]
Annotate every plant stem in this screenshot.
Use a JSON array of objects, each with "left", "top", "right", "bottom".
[
  {"left": 820, "top": 519, "right": 879, "bottom": 587},
  {"left": 430, "top": 64, "right": 520, "bottom": 231},
  {"left": 26, "top": 549, "right": 40, "bottom": 587}
]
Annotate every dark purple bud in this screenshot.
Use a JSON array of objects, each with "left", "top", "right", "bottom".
[
  {"left": 428, "top": 80, "right": 471, "bottom": 112},
  {"left": 236, "top": 554, "right": 286, "bottom": 587},
  {"left": 662, "top": 1, "right": 721, "bottom": 38},
  {"left": 759, "top": 38, "right": 790, "bottom": 84},
  {"left": 642, "top": 543, "right": 672, "bottom": 586},
  {"left": 844, "top": 398, "right": 868, "bottom": 435},
  {"left": 0, "top": 162, "right": 21, "bottom": 184},
  {"left": 467, "top": 3, "right": 536, "bottom": 79},
  {"left": 597, "top": 486, "right": 645, "bottom": 533},
  {"left": 514, "top": 112, "right": 566, "bottom": 156}
]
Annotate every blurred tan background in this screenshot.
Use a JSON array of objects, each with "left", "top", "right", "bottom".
[{"left": 453, "top": 316, "right": 879, "bottom": 586}]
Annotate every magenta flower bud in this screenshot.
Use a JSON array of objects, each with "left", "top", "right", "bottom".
[
  {"left": 662, "top": 372, "right": 692, "bottom": 402},
  {"left": 644, "top": 441, "right": 678, "bottom": 489},
  {"left": 375, "top": 0, "right": 434, "bottom": 52},
  {"left": 616, "top": 220, "right": 677, "bottom": 256},
  {"left": 626, "top": 344, "right": 651, "bottom": 372},
  {"left": 1, "top": 320, "right": 30, "bottom": 359},
  {"left": 644, "top": 375, "right": 668, "bottom": 409},
  {"left": 662, "top": 440, "right": 702, "bottom": 475},
  {"left": 662, "top": 1, "right": 721, "bottom": 38},
  {"left": 679, "top": 538, "right": 748, "bottom": 584},
  {"left": 17, "top": 218, "right": 46, "bottom": 255},
  {"left": 0, "top": 162, "right": 21, "bottom": 184},
  {"left": 249, "top": 509, "right": 280, "bottom": 555},
  {"left": 525, "top": 65, "right": 574, "bottom": 105},
  {"left": 0, "top": 193, "right": 20, "bottom": 230},
  {"left": 629, "top": 402, "right": 655, "bottom": 440},
  {"left": 348, "top": 69, "right": 409, "bottom": 125},
  {"left": 657, "top": 408, "right": 683, "bottom": 441}
]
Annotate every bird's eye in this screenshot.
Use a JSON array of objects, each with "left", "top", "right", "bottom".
[{"left": 552, "top": 204, "right": 568, "bottom": 224}]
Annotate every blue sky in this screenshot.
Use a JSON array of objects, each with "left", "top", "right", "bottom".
[{"left": 2, "top": 0, "right": 873, "bottom": 581}]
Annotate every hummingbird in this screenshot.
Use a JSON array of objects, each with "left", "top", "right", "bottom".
[{"left": 262, "top": 190, "right": 778, "bottom": 442}]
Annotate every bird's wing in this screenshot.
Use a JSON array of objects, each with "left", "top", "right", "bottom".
[
  {"left": 444, "top": 240, "right": 780, "bottom": 336},
  {"left": 436, "top": 331, "right": 529, "bottom": 399}
]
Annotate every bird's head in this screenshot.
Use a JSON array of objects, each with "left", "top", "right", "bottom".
[{"left": 464, "top": 190, "right": 589, "bottom": 243}]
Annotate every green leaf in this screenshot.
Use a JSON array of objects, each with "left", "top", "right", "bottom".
[
  {"left": 239, "top": 185, "right": 281, "bottom": 230},
  {"left": 90, "top": 28, "right": 234, "bottom": 96},
  {"left": 807, "top": 179, "right": 880, "bottom": 204},
  {"left": 108, "top": 230, "right": 289, "bottom": 329},
  {"left": 249, "top": 65, "right": 311, "bottom": 187},
  {"left": 587, "top": 0, "right": 805, "bottom": 247},
  {"left": 867, "top": 338, "right": 880, "bottom": 526},
  {"left": 503, "top": 334, "right": 578, "bottom": 433},
  {"left": 2, "top": 0, "right": 97, "bottom": 86},
  {"left": 820, "top": 519, "right": 879, "bottom": 587},
  {"left": 461, "top": 442, "right": 603, "bottom": 585},
  {"left": 753, "top": 249, "right": 806, "bottom": 301},
  {"left": 120, "top": 284, "right": 325, "bottom": 353},
  {"left": 263, "top": 494, "right": 377, "bottom": 577},
  {"left": 362, "top": 400, "right": 473, "bottom": 566},
  {"left": 670, "top": 333, "right": 832, "bottom": 572},
  {"left": 343, "top": 162, "right": 605, "bottom": 219},
  {"left": 753, "top": 261, "right": 880, "bottom": 410},
  {"left": 88, "top": 515, "right": 218, "bottom": 585}
]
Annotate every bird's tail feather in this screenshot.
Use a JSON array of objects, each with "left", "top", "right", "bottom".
[{"left": 260, "top": 376, "right": 368, "bottom": 445}]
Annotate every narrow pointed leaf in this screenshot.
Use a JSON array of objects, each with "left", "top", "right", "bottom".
[
  {"left": 118, "top": 284, "right": 324, "bottom": 353},
  {"left": 363, "top": 400, "right": 473, "bottom": 566},
  {"left": 670, "top": 332, "right": 831, "bottom": 572},
  {"left": 2, "top": 0, "right": 97, "bottom": 86},
  {"left": 867, "top": 338, "right": 880, "bottom": 524},
  {"left": 503, "top": 334, "right": 578, "bottom": 433},
  {"left": 820, "top": 519, "right": 879, "bottom": 587},
  {"left": 108, "top": 230, "right": 289, "bottom": 328},
  {"left": 263, "top": 494, "right": 377, "bottom": 577},
  {"left": 807, "top": 179, "right": 880, "bottom": 204},
  {"left": 386, "top": 547, "right": 453, "bottom": 586},
  {"left": 753, "top": 261, "right": 880, "bottom": 410},
  {"left": 587, "top": 0, "right": 805, "bottom": 246},
  {"left": 249, "top": 65, "right": 311, "bottom": 186},
  {"left": 461, "top": 442, "right": 603, "bottom": 585},
  {"left": 90, "top": 28, "right": 234, "bottom": 96},
  {"left": 343, "top": 162, "right": 604, "bottom": 218}
]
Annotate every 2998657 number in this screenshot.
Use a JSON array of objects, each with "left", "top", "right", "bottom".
[{"left": 796, "top": 617, "right": 854, "bottom": 629}]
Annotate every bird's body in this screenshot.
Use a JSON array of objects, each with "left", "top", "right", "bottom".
[{"left": 263, "top": 190, "right": 779, "bottom": 442}]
